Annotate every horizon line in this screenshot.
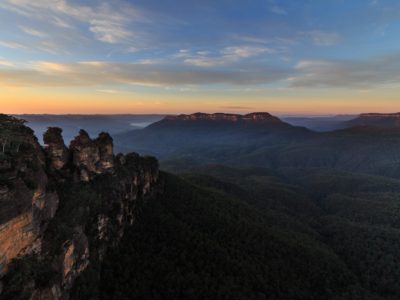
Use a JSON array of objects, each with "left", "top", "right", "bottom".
[{"left": 7, "top": 111, "right": 400, "bottom": 117}]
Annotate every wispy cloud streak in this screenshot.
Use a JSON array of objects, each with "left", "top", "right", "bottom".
[
  {"left": 290, "top": 53, "right": 400, "bottom": 88},
  {"left": 0, "top": 60, "right": 290, "bottom": 87}
]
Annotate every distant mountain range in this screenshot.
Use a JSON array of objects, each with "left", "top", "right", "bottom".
[
  {"left": 281, "top": 115, "right": 356, "bottom": 131},
  {"left": 115, "top": 112, "right": 313, "bottom": 156},
  {"left": 344, "top": 113, "right": 400, "bottom": 128},
  {"left": 114, "top": 112, "right": 400, "bottom": 178},
  {"left": 282, "top": 113, "right": 400, "bottom": 132},
  {"left": 15, "top": 112, "right": 400, "bottom": 146}
]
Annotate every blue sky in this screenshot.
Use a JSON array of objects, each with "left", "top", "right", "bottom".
[{"left": 0, "top": 0, "right": 400, "bottom": 114}]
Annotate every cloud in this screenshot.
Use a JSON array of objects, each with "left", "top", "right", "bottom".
[
  {"left": 289, "top": 53, "right": 400, "bottom": 88},
  {"left": 268, "top": 0, "right": 287, "bottom": 15},
  {"left": 6, "top": 52, "right": 398, "bottom": 90},
  {"left": 0, "top": 0, "right": 142, "bottom": 45},
  {"left": 221, "top": 46, "right": 274, "bottom": 58},
  {"left": 219, "top": 106, "right": 254, "bottom": 110},
  {"left": 0, "top": 40, "right": 28, "bottom": 50},
  {"left": 19, "top": 26, "right": 46, "bottom": 37},
  {"left": 0, "top": 39, "right": 66, "bottom": 54},
  {"left": 183, "top": 46, "right": 275, "bottom": 67},
  {"left": 0, "top": 58, "right": 14, "bottom": 67},
  {"left": 304, "top": 31, "right": 341, "bottom": 46},
  {"left": 270, "top": 5, "right": 287, "bottom": 15},
  {"left": 96, "top": 89, "right": 118, "bottom": 94},
  {"left": 89, "top": 19, "right": 133, "bottom": 44},
  {"left": 51, "top": 16, "right": 74, "bottom": 29},
  {"left": 369, "top": 0, "right": 379, "bottom": 6},
  {"left": 34, "top": 61, "right": 72, "bottom": 72},
  {"left": 0, "top": 60, "right": 290, "bottom": 87}
]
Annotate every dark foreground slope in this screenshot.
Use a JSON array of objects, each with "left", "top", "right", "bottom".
[
  {"left": 186, "top": 166, "right": 400, "bottom": 300},
  {"left": 99, "top": 172, "right": 389, "bottom": 300}
]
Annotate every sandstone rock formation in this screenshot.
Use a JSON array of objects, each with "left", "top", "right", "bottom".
[
  {"left": 0, "top": 117, "right": 159, "bottom": 300},
  {"left": 0, "top": 119, "right": 59, "bottom": 278},
  {"left": 43, "top": 127, "right": 70, "bottom": 171},
  {"left": 69, "top": 130, "right": 114, "bottom": 181},
  {"left": 61, "top": 227, "right": 89, "bottom": 290}
]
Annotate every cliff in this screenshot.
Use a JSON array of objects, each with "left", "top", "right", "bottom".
[
  {"left": 0, "top": 116, "right": 59, "bottom": 278},
  {"left": 164, "top": 112, "right": 283, "bottom": 123},
  {"left": 0, "top": 115, "right": 159, "bottom": 299},
  {"left": 345, "top": 112, "right": 400, "bottom": 128}
]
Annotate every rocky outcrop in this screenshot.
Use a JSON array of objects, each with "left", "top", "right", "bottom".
[
  {"left": 0, "top": 117, "right": 159, "bottom": 300},
  {"left": 95, "top": 132, "right": 114, "bottom": 171},
  {"left": 43, "top": 128, "right": 70, "bottom": 171},
  {"left": 69, "top": 130, "right": 114, "bottom": 181},
  {"left": 61, "top": 227, "right": 89, "bottom": 290}
]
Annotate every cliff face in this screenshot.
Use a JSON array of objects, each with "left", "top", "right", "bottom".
[
  {"left": 43, "top": 127, "right": 70, "bottom": 172},
  {"left": 0, "top": 116, "right": 159, "bottom": 299},
  {"left": 0, "top": 117, "right": 59, "bottom": 278},
  {"left": 164, "top": 112, "right": 283, "bottom": 123}
]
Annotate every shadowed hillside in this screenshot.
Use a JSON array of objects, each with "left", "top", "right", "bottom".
[{"left": 115, "top": 112, "right": 400, "bottom": 178}]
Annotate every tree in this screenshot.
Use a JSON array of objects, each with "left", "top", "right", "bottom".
[
  {"left": 0, "top": 127, "right": 12, "bottom": 153},
  {"left": 0, "top": 114, "right": 27, "bottom": 153}
]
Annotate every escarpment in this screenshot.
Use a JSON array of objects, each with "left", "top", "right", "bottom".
[
  {"left": 0, "top": 115, "right": 159, "bottom": 299},
  {"left": 164, "top": 112, "right": 283, "bottom": 123},
  {"left": 0, "top": 116, "right": 59, "bottom": 278}
]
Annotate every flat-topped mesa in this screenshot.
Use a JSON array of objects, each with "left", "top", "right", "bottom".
[
  {"left": 359, "top": 113, "right": 400, "bottom": 117},
  {"left": 242, "top": 112, "right": 281, "bottom": 122},
  {"left": 69, "top": 130, "right": 114, "bottom": 181},
  {"left": 164, "top": 113, "right": 239, "bottom": 121},
  {"left": 164, "top": 112, "right": 282, "bottom": 123},
  {"left": 345, "top": 112, "right": 400, "bottom": 129},
  {"left": 43, "top": 127, "right": 70, "bottom": 171}
]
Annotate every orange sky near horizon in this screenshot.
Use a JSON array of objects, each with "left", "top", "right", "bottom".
[{"left": 2, "top": 87, "right": 400, "bottom": 115}]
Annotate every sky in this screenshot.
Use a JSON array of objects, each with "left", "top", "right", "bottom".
[{"left": 0, "top": 0, "right": 400, "bottom": 115}]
